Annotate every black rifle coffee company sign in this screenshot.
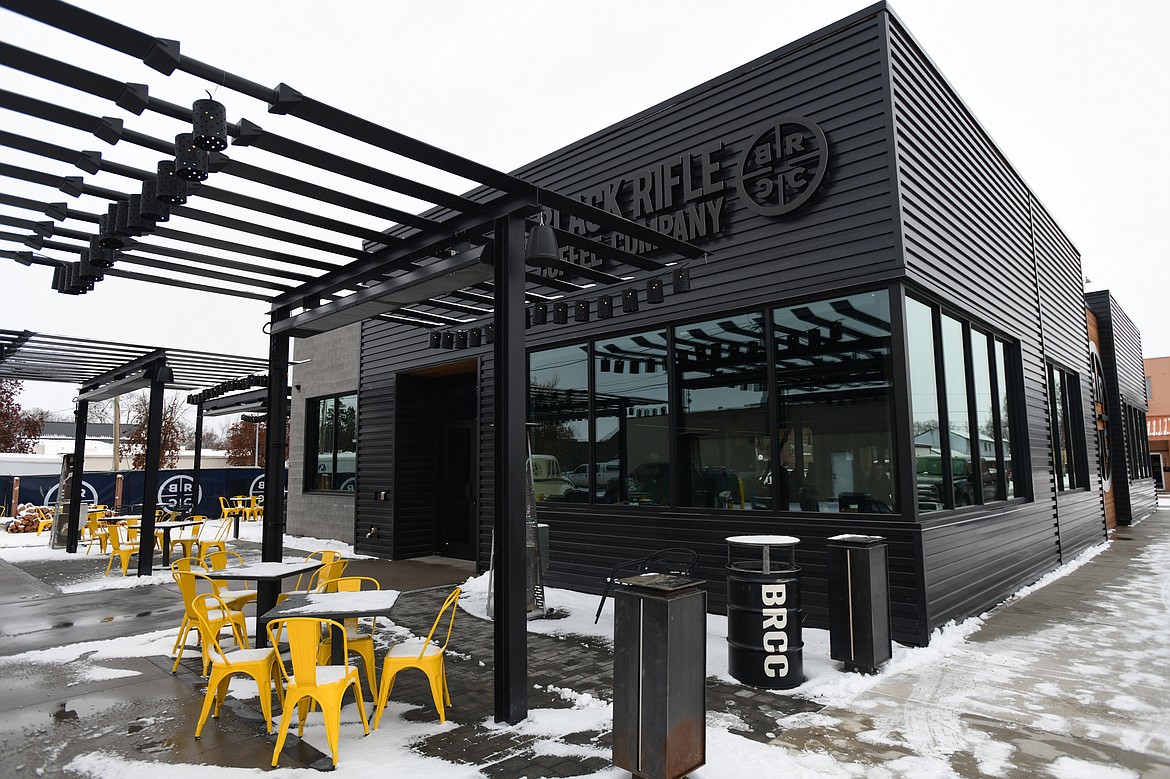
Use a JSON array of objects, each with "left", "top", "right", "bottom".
[{"left": 539, "top": 115, "right": 829, "bottom": 271}]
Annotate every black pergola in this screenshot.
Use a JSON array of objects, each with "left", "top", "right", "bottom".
[
  {"left": 0, "top": 0, "right": 706, "bottom": 723},
  {"left": 0, "top": 328, "right": 268, "bottom": 568}
]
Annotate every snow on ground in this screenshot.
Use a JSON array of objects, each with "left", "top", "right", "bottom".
[{"left": 2, "top": 505, "right": 1165, "bottom": 778}]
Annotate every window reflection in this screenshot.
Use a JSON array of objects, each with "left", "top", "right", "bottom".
[
  {"left": 970, "top": 330, "right": 997, "bottom": 503},
  {"left": 307, "top": 393, "right": 356, "bottom": 491},
  {"left": 595, "top": 331, "right": 670, "bottom": 505},
  {"left": 774, "top": 291, "right": 896, "bottom": 514},
  {"left": 675, "top": 314, "right": 767, "bottom": 509},
  {"left": 529, "top": 345, "right": 589, "bottom": 502},
  {"left": 906, "top": 298, "right": 942, "bottom": 512}
]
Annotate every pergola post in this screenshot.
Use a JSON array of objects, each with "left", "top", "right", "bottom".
[
  {"left": 136, "top": 359, "right": 167, "bottom": 575},
  {"left": 493, "top": 212, "right": 528, "bottom": 724},
  {"left": 191, "top": 403, "right": 204, "bottom": 516},
  {"left": 262, "top": 309, "right": 290, "bottom": 563},
  {"left": 65, "top": 397, "right": 88, "bottom": 553}
]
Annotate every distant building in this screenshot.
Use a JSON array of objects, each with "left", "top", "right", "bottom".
[{"left": 1145, "top": 355, "right": 1170, "bottom": 490}]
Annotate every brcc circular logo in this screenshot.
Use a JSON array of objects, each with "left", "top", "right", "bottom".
[
  {"left": 737, "top": 115, "right": 829, "bottom": 217},
  {"left": 158, "top": 475, "right": 202, "bottom": 511}
]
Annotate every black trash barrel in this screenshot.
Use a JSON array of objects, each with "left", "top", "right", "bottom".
[
  {"left": 826, "top": 534, "right": 891, "bottom": 673},
  {"left": 725, "top": 535, "right": 804, "bottom": 689}
]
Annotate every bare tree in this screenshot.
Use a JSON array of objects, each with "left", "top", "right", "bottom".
[
  {"left": 119, "top": 391, "right": 194, "bottom": 470},
  {"left": 0, "top": 380, "right": 45, "bottom": 453}
]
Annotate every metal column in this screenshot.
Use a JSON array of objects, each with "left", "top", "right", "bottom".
[{"left": 493, "top": 212, "right": 527, "bottom": 725}]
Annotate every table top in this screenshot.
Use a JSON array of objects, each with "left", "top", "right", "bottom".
[
  {"left": 154, "top": 520, "right": 204, "bottom": 530},
  {"left": 205, "top": 560, "right": 322, "bottom": 582},
  {"left": 260, "top": 589, "right": 400, "bottom": 622}
]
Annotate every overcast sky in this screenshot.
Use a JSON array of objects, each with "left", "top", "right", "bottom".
[{"left": 3, "top": 0, "right": 1168, "bottom": 417}]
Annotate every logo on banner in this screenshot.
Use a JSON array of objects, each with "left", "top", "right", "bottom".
[
  {"left": 737, "top": 115, "right": 829, "bottom": 217},
  {"left": 158, "top": 475, "right": 201, "bottom": 511},
  {"left": 250, "top": 474, "right": 265, "bottom": 497},
  {"left": 44, "top": 481, "right": 99, "bottom": 506}
]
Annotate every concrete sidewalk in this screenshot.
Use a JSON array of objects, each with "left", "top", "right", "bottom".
[{"left": 2, "top": 508, "right": 1168, "bottom": 777}]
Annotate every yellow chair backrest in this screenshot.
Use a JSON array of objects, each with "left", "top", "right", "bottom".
[
  {"left": 202, "top": 548, "right": 245, "bottom": 571},
  {"left": 270, "top": 617, "right": 349, "bottom": 687},
  {"left": 191, "top": 592, "right": 237, "bottom": 663},
  {"left": 416, "top": 587, "right": 461, "bottom": 659}
]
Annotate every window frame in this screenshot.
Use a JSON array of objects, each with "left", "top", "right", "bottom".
[{"left": 304, "top": 392, "right": 358, "bottom": 493}]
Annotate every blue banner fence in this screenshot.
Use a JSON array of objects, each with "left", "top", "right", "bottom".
[{"left": 3, "top": 468, "right": 276, "bottom": 517}]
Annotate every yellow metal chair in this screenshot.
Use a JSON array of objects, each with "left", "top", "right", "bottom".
[
  {"left": 104, "top": 524, "right": 141, "bottom": 576},
  {"left": 199, "top": 516, "right": 232, "bottom": 556},
  {"left": 192, "top": 592, "right": 283, "bottom": 737},
  {"left": 314, "top": 576, "right": 381, "bottom": 698},
  {"left": 200, "top": 548, "right": 258, "bottom": 608},
  {"left": 123, "top": 516, "right": 141, "bottom": 545},
  {"left": 171, "top": 564, "right": 248, "bottom": 675},
  {"left": 268, "top": 617, "right": 370, "bottom": 768},
  {"left": 276, "top": 550, "right": 347, "bottom": 604},
  {"left": 35, "top": 506, "right": 54, "bottom": 536},
  {"left": 168, "top": 516, "right": 207, "bottom": 559},
  {"left": 82, "top": 514, "right": 109, "bottom": 555},
  {"left": 372, "top": 586, "right": 461, "bottom": 728}
]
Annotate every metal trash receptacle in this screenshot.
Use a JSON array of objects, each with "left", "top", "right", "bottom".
[
  {"left": 826, "top": 534, "right": 891, "bottom": 673},
  {"left": 725, "top": 535, "right": 803, "bottom": 689},
  {"left": 613, "top": 573, "right": 706, "bottom": 779}
]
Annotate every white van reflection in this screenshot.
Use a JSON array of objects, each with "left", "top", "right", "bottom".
[{"left": 529, "top": 455, "right": 574, "bottom": 501}]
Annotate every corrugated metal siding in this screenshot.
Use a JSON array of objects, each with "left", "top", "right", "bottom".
[
  {"left": 886, "top": 15, "right": 1097, "bottom": 632},
  {"left": 1085, "top": 291, "right": 1158, "bottom": 523},
  {"left": 1032, "top": 201, "right": 1106, "bottom": 557},
  {"left": 508, "top": 14, "right": 900, "bottom": 342},
  {"left": 537, "top": 505, "right": 925, "bottom": 645}
]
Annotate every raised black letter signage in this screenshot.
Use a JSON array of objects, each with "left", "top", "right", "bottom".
[{"left": 736, "top": 115, "right": 828, "bottom": 217}]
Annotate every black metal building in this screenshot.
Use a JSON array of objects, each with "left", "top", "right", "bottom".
[
  {"left": 296, "top": 3, "right": 1108, "bottom": 645},
  {"left": 1085, "top": 290, "right": 1156, "bottom": 526}
]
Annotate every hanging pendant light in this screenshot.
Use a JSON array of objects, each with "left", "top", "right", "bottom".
[
  {"left": 124, "top": 194, "right": 153, "bottom": 235},
  {"left": 155, "top": 160, "right": 188, "bottom": 205},
  {"left": 192, "top": 97, "right": 229, "bottom": 152},
  {"left": 174, "top": 132, "right": 209, "bottom": 181},
  {"left": 139, "top": 180, "right": 172, "bottom": 222},
  {"left": 97, "top": 205, "right": 125, "bottom": 249},
  {"left": 524, "top": 215, "right": 560, "bottom": 266}
]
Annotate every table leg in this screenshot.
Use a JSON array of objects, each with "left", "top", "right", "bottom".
[
  {"left": 255, "top": 580, "right": 281, "bottom": 648},
  {"left": 330, "top": 623, "right": 345, "bottom": 665},
  {"left": 161, "top": 530, "right": 172, "bottom": 567}
]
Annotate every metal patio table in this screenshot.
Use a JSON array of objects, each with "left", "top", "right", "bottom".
[
  {"left": 152, "top": 520, "right": 205, "bottom": 568},
  {"left": 258, "top": 589, "right": 399, "bottom": 663},
  {"left": 205, "top": 559, "right": 323, "bottom": 646}
]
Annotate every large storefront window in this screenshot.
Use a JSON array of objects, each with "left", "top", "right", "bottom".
[
  {"left": 773, "top": 291, "right": 897, "bottom": 513},
  {"left": 675, "top": 313, "right": 767, "bottom": 509},
  {"left": 528, "top": 345, "right": 589, "bottom": 502},
  {"left": 909, "top": 296, "right": 1021, "bottom": 512},
  {"left": 306, "top": 393, "right": 356, "bottom": 491},
  {"left": 595, "top": 330, "right": 670, "bottom": 504}
]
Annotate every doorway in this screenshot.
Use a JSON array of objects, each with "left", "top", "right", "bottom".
[{"left": 395, "top": 362, "right": 478, "bottom": 561}]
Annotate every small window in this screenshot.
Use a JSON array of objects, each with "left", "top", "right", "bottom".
[
  {"left": 306, "top": 394, "right": 357, "bottom": 492},
  {"left": 1047, "top": 366, "right": 1086, "bottom": 491}
]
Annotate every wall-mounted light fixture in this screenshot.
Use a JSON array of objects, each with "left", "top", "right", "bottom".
[
  {"left": 622, "top": 288, "right": 639, "bottom": 313},
  {"left": 647, "top": 277, "right": 664, "bottom": 304}
]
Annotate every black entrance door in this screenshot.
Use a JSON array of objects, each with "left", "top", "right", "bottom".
[{"left": 438, "top": 420, "right": 476, "bottom": 559}]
